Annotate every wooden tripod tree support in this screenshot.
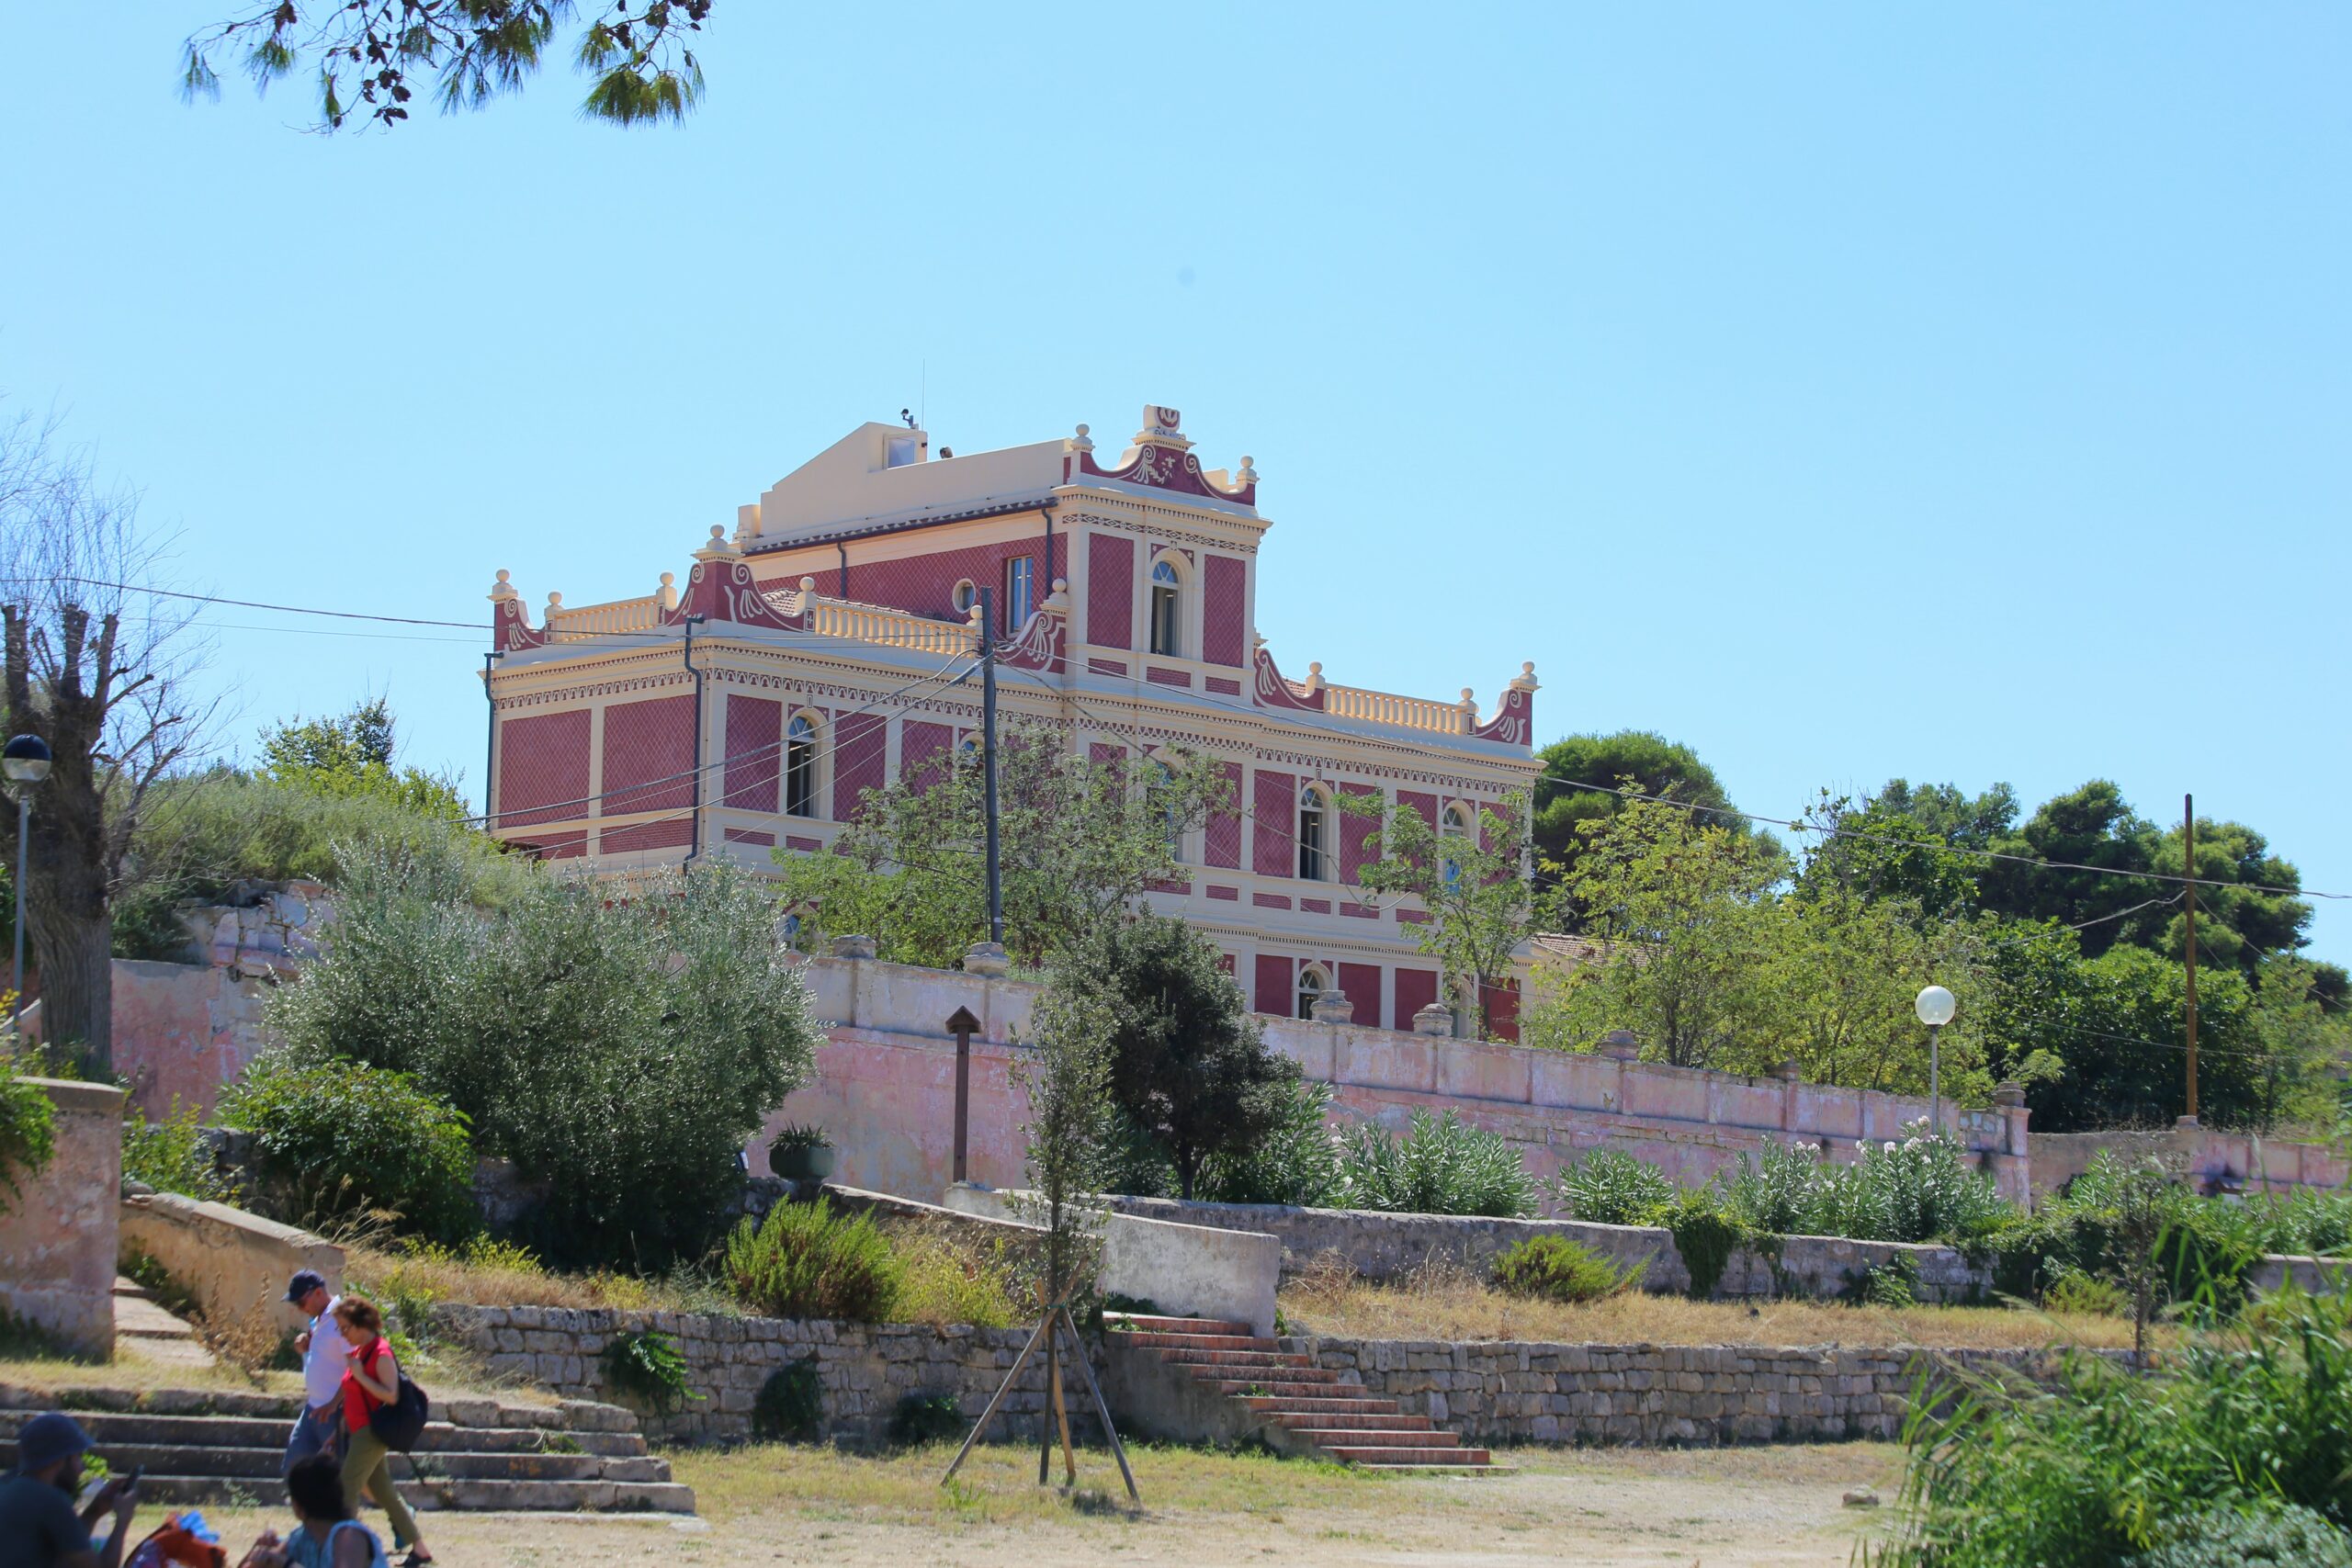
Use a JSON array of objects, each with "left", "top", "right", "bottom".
[{"left": 940, "top": 1302, "right": 1139, "bottom": 1505}]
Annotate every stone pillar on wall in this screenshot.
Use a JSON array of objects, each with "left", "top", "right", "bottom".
[
  {"left": 1309, "top": 992, "right": 1353, "bottom": 1024},
  {"left": 0, "top": 1077, "right": 125, "bottom": 1358},
  {"left": 1411, "top": 1002, "right": 1452, "bottom": 1037}
]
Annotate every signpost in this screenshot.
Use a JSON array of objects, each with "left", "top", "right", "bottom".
[{"left": 946, "top": 1005, "right": 979, "bottom": 1184}]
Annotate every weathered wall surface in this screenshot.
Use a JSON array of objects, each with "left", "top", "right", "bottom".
[
  {"left": 432, "top": 1303, "right": 1098, "bottom": 1448},
  {"left": 1090, "top": 1195, "right": 1990, "bottom": 1303},
  {"left": 109, "top": 961, "right": 276, "bottom": 1122},
  {"left": 2030, "top": 1127, "right": 2350, "bottom": 1201},
  {"left": 1287, "top": 1337, "right": 2094, "bottom": 1446},
  {"left": 940, "top": 1185, "right": 1283, "bottom": 1334},
  {"left": 0, "top": 1078, "right": 125, "bottom": 1357},
  {"left": 767, "top": 953, "right": 2034, "bottom": 1207},
  {"left": 119, "top": 1191, "right": 345, "bottom": 1335}
]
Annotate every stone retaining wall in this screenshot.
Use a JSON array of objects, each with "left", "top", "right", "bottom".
[
  {"left": 431, "top": 1303, "right": 1098, "bottom": 1448},
  {"left": 1091, "top": 1196, "right": 1992, "bottom": 1304},
  {"left": 0, "top": 1077, "right": 124, "bottom": 1357},
  {"left": 1283, "top": 1337, "right": 2091, "bottom": 1446}
]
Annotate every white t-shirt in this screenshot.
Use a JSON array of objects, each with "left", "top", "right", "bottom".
[{"left": 302, "top": 1294, "right": 353, "bottom": 1411}]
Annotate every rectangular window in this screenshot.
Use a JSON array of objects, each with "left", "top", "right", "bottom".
[{"left": 1005, "top": 556, "right": 1035, "bottom": 626}]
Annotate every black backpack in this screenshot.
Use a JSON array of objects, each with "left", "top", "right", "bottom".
[{"left": 369, "top": 1372, "right": 430, "bottom": 1452}]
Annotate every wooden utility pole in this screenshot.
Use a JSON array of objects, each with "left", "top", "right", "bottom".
[
  {"left": 978, "top": 586, "right": 1002, "bottom": 946},
  {"left": 2182, "top": 793, "right": 2199, "bottom": 1125}
]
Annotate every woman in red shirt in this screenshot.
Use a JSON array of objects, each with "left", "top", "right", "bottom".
[{"left": 331, "top": 1296, "right": 432, "bottom": 1567}]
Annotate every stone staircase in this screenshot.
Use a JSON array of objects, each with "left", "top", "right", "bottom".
[
  {"left": 1100, "top": 1314, "right": 1495, "bottom": 1471},
  {"left": 0, "top": 1386, "right": 694, "bottom": 1515}
]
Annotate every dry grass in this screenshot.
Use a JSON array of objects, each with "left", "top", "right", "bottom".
[
  {"left": 343, "top": 1240, "right": 730, "bottom": 1314},
  {"left": 1279, "top": 1257, "right": 2161, "bottom": 1352}
]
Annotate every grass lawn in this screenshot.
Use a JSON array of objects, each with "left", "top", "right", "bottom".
[
  {"left": 1280, "top": 1261, "right": 2156, "bottom": 1351},
  {"left": 174, "top": 1438, "right": 1906, "bottom": 1567}
]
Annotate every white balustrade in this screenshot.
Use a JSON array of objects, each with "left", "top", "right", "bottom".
[
  {"left": 546, "top": 595, "right": 661, "bottom": 639},
  {"left": 801, "top": 594, "right": 979, "bottom": 657},
  {"left": 1321, "top": 682, "right": 1475, "bottom": 735}
]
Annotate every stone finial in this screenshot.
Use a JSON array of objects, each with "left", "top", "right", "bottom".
[
  {"left": 544, "top": 590, "right": 564, "bottom": 618},
  {"left": 967, "top": 601, "right": 986, "bottom": 632},
  {"left": 1461, "top": 688, "right": 1477, "bottom": 709},
  {"left": 798, "top": 575, "right": 818, "bottom": 597},
  {"left": 1067, "top": 423, "right": 1095, "bottom": 456},
  {"left": 1993, "top": 1080, "right": 2028, "bottom": 1109},
  {"left": 694, "top": 524, "right": 739, "bottom": 563},
  {"left": 1600, "top": 1028, "right": 1641, "bottom": 1062},
  {"left": 963, "top": 942, "right": 1011, "bottom": 979},
  {"left": 1304, "top": 660, "right": 1325, "bottom": 694},
  {"left": 1309, "top": 990, "right": 1354, "bottom": 1025},
  {"left": 1774, "top": 1058, "right": 1802, "bottom": 1083},
  {"left": 656, "top": 571, "right": 678, "bottom": 613},
  {"left": 1511, "top": 660, "right": 1541, "bottom": 692},
  {"left": 830, "top": 934, "right": 876, "bottom": 960},
  {"left": 489, "top": 569, "right": 517, "bottom": 603},
  {"left": 1236, "top": 455, "right": 1259, "bottom": 486},
  {"left": 1043, "top": 577, "right": 1072, "bottom": 615},
  {"left": 1412, "top": 1001, "right": 1454, "bottom": 1037}
]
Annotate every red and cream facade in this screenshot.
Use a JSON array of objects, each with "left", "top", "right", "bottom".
[{"left": 483, "top": 406, "right": 1541, "bottom": 1037}]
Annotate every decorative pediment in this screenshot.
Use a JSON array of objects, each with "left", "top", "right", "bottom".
[
  {"left": 665, "top": 558, "right": 806, "bottom": 632},
  {"left": 1065, "top": 406, "right": 1257, "bottom": 505},
  {"left": 489, "top": 570, "right": 547, "bottom": 652},
  {"left": 1472, "top": 664, "right": 1539, "bottom": 746},
  {"left": 1253, "top": 646, "right": 1325, "bottom": 712}
]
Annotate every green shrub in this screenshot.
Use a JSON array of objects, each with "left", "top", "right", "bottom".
[
  {"left": 217, "top": 1052, "right": 477, "bottom": 1243},
  {"left": 1490, "top": 1235, "right": 1641, "bottom": 1303},
  {"left": 1814, "top": 1122, "right": 2014, "bottom": 1244},
  {"left": 724, "top": 1198, "right": 903, "bottom": 1322},
  {"left": 887, "top": 1393, "right": 967, "bottom": 1448},
  {"left": 1545, "top": 1148, "right": 1676, "bottom": 1226},
  {"left": 888, "top": 1227, "right": 1021, "bottom": 1329},
  {"left": 120, "top": 1098, "right": 237, "bottom": 1203},
  {"left": 1720, "top": 1142, "right": 1828, "bottom": 1235},
  {"left": 752, "top": 1359, "right": 823, "bottom": 1441},
  {"left": 2125, "top": 1503, "right": 2352, "bottom": 1568},
  {"left": 2041, "top": 1266, "right": 2129, "bottom": 1317},
  {"left": 1197, "top": 1076, "right": 1350, "bottom": 1208},
  {"left": 0, "top": 1061, "right": 55, "bottom": 1217},
  {"left": 268, "top": 851, "right": 820, "bottom": 1269},
  {"left": 1881, "top": 1280, "right": 2352, "bottom": 1566},
  {"left": 1342, "top": 1110, "right": 1536, "bottom": 1218},
  {"left": 600, "top": 1328, "right": 701, "bottom": 1416},
  {"left": 1655, "top": 1189, "right": 1747, "bottom": 1299},
  {"left": 1853, "top": 1254, "right": 1921, "bottom": 1309}
]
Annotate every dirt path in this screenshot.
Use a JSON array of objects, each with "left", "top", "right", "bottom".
[{"left": 187, "top": 1442, "right": 1901, "bottom": 1566}]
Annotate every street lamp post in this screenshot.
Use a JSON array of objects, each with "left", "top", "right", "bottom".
[
  {"left": 4, "top": 734, "right": 52, "bottom": 1040},
  {"left": 1915, "top": 984, "right": 1957, "bottom": 1136}
]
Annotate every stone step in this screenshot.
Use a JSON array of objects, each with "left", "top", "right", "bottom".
[
  {"left": 26, "top": 1442, "right": 619, "bottom": 1483},
  {"left": 1356, "top": 1462, "right": 1512, "bottom": 1475},
  {"left": 1316, "top": 1444, "right": 1492, "bottom": 1466},
  {"left": 120, "top": 1473, "right": 696, "bottom": 1514},
  {"left": 1260, "top": 1409, "right": 1435, "bottom": 1432},
  {"left": 1203, "top": 1377, "right": 1363, "bottom": 1399},
  {"left": 1156, "top": 1348, "right": 1317, "bottom": 1371},
  {"left": 1287, "top": 1427, "right": 1461, "bottom": 1450},
  {"left": 1102, "top": 1314, "right": 1252, "bottom": 1337},
  {"left": 112, "top": 1277, "right": 156, "bottom": 1303},
  {"left": 1238, "top": 1394, "right": 1405, "bottom": 1417},
  {"left": 1120, "top": 1332, "right": 1273, "bottom": 1353},
  {"left": 0, "top": 1412, "right": 644, "bottom": 1460}
]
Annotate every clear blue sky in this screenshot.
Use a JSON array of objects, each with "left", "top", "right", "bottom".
[{"left": 3, "top": 6, "right": 2346, "bottom": 957}]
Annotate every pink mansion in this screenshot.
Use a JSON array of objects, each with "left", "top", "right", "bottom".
[{"left": 482, "top": 406, "right": 1541, "bottom": 1038}]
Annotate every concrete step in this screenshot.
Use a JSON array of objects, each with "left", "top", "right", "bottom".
[
  {"left": 37, "top": 1442, "right": 616, "bottom": 1483},
  {"left": 1203, "top": 1377, "right": 1363, "bottom": 1399},
  {"left": 112, "top": 1277, "right": 156, "bottom": 1303},
  {"left": 1287, "top": 1427, "right": 1462, "bottom": 1450},
  {"left": 1102, "top": 1314, "right": 1252, "bottom": 1337},
  {"left": 1357, "top": 1462, "right": 1512, "bottom": 1475},
  {"left": 1317, "top": 1444, "right": 1492, "bottom": 1466},
  {"left": 122, "top": 1473, "right": 696, "bottom": 1514}
]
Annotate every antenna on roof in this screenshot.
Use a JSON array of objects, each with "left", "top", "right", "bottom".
[{"left": 900, "top": 408, "right": 915, "bottom": 429}]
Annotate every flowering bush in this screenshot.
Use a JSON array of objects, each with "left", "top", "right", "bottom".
[
  {"left": 1814, "top": 1121, "right": 2013, "bottom": 1244},
  {"left": 1546, "top": 1148, "right": 1676, "bottom": 1226}
]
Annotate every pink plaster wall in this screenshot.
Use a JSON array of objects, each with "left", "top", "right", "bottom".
[
  {"left": 110, "top": 959, "right": 274, "bottom": 1120},
  {"left": 1086, "top": 533, "right": 1134, "bottom": 649},
  {"left": 1201, "top": 554, "right": 1248, "bottom": 668}
]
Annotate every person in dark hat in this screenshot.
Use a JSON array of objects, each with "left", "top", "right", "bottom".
[
  {"left": 281, "top": 1269, "right": 347, "bottom": 1476},
  {"left": 0, "top": 1410, "right": 141, "bottom": 1568}
]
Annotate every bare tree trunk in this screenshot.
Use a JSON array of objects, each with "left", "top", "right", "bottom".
[{"left": 32, "top": 906, "right": 111, "bottom": 1077}]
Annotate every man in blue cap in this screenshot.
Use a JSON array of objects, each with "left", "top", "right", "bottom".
[
  {"left": 282, "top": 1268, "right": 348, "bottom": 1475},
  {"left": 0, "top": 1410, "right": 141, "bottom": 1568}
]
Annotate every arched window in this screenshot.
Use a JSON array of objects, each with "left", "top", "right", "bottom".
[
  {"left": 952, "top": 579, "right": 977, "bottom": 615},
  {"left": 785, "top": 714, "right": 819, "bottom": 818},
  {"left": 956, "top": 733, "right": 980, "bottom": 764},
  {"left": 1297, "top": 785, "right": 1329, "bottom": 881},
  {"left": 1441, "top": 804, "right": 1470, "bottom": 887},
  {"left": 1296, "top": 964, "right": 1329, "bottom": 1021},
  {"left": 1149, "top": 558, "right": 1182, "bottom": 657}
]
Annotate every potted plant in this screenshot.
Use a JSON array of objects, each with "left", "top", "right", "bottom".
[{"left": 768, "top": 1123, "right": 835, "bottom": 1182}]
